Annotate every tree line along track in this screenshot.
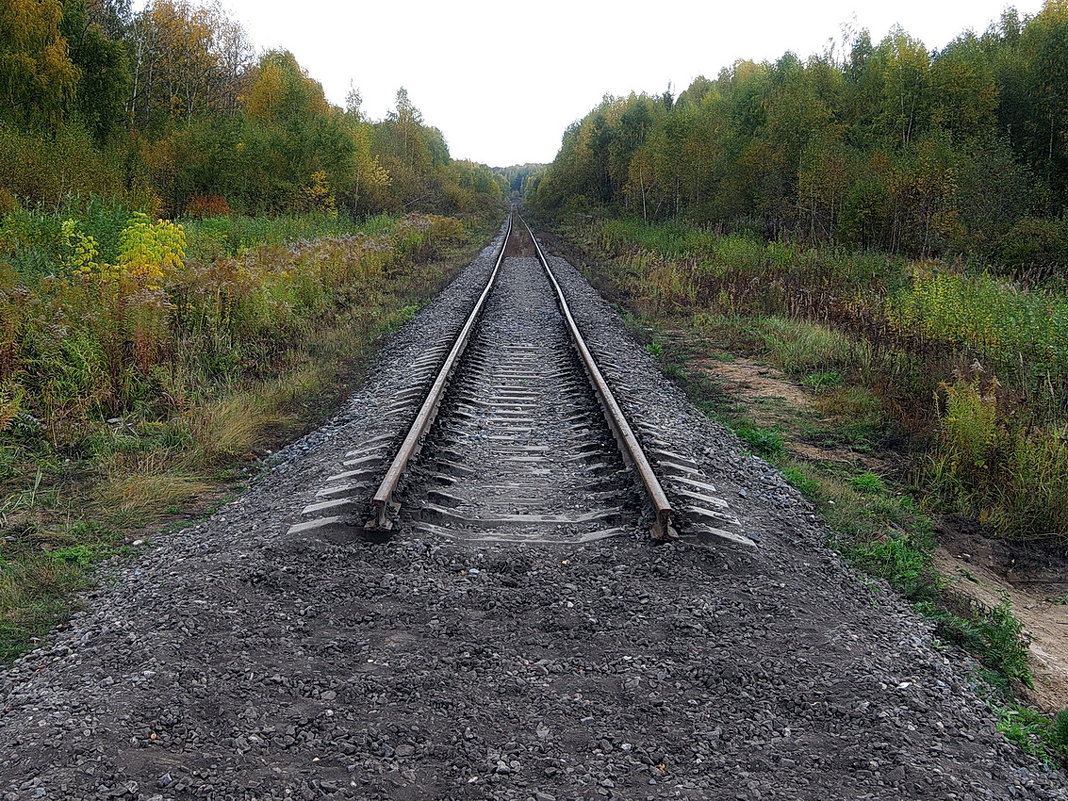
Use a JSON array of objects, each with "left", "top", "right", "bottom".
[{"left": 288, "top": 213, "right": 753, "bottom": 547}]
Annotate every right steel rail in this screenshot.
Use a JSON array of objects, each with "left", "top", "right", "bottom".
[{"left": 520, "top": 216, "right": 678, "bottom": 540}]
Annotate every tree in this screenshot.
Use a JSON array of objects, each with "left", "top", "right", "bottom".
[
  {"left": 0, "top": 0, "right": 79, "bottom": 128},
  {"left": 60, "top": 0, "right": 130, "bottom": 140},
  {"left": 127, "top": 1, "right": 250, "bottom": 129}
]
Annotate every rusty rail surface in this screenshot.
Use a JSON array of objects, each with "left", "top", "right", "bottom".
[
  {"left": 519, "top": 216, "right": 677, "bottom": 540},
  {"left": 364, "top": 211, "right": 677, "bottom": 540},
  {"left": 365, "top": 214, "right": 513, "bottom": 531}
]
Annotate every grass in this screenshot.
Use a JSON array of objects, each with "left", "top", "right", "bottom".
[
  {"left": 994, "top": 704, "right": 1068, "bottom": 762},
  {"left": 734, "top": 421, "right": 785, "bottom": 457},
  {"left": 849, "top": 472, "right": 887, "bottom": 494},
  {"left": 0, "top": 210, "right": 495, "bottom": 662},
  {"left": 181, "top": 212, "right": 387, "bottom": 262},
  {"left": 801, "top": 370, "right": 843, "bottom": 392}
]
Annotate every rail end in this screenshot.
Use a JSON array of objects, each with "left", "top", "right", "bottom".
[{"left": 651, "top": 512, "right": 679, "bottom": 542}]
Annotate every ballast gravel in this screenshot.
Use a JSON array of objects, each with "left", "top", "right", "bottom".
[{"left": 2, "top": 223, "right": 1066, "bottom": 801}]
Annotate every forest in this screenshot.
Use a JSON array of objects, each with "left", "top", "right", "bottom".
[
  {"left": 532, "top": 2, "right": 1068, "bottom": 267},
  {"left": 0, "top": 0, "right": 505, "bottom": 218},
  {"left": 529, "top": 7, "right": 1068, "bottom": 752}
]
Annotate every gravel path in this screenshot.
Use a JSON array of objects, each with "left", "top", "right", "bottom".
[{"left": 1, "top": 224, "right": 1065, "bottom": 801}]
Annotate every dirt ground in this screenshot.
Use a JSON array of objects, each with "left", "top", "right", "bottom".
[{"left": 689, "top": 348, "right": 1068, "bottom": 713}]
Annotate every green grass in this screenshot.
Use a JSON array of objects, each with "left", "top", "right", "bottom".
[
  {"left": 781, "top": 464, "right": 821, "bottom": 497},
  {"left": 580, "top": 214, "right": 1068, "bottom": 545},
  {"left": 181, "top": 212, "right": 391, "bottom": 261},
  {"left": 987, "top": 698, "right": 1068, "bottom": 766},
  {"left": 734, "top": 421, "right": 785, "bottom": 457},
  {"left": 801, "top": 370, "right": 843, "bottom": 392},
  {"left": 849, "top": 472, "right": 887, "bottom": 494},
  {"left": 919, "top": 596, "right": 1033, "bottom": 687},
  {"left": 0, "top": 516, "right": 121, "bottom": 660}
]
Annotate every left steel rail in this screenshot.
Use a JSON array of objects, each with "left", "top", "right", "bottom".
[{"left": 363, "top": 213, "right": 513, "bottom": 533}]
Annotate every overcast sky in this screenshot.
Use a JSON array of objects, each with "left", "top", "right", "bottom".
[{"left": 195, "top": 0, "right": 1044, "bottom": 167}]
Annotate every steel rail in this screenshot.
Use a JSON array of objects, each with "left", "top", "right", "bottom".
[
  {"left": 364, "top": 213, "right": 513, "bottom": 532},
  {"left": 519, "top": 215, "right": 677, "bottom": 540}
]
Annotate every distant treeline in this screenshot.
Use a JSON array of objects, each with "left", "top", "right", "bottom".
[
  {"left": 493, "top": 164, "right": 546, "bottom": 195},
  {"left": 0, "top": 0, "right": 505, "bottom": 216},
  {"left": 531, "top": 2, "right": 1068, "bottom": 267}
]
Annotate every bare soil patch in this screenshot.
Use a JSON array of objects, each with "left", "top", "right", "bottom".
[{"left": 935, "top": 519, "right": 1068, "bottom": 712}]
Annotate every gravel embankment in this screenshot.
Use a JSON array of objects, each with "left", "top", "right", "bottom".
[{"left": 1, "top": 223, "right": 1064, "bottom": 801}]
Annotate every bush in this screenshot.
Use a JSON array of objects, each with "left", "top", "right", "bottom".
[
  {"left": 185, "top": 195, "right": 232, "bottom": 218},
  {"left": 3, "top": 212, "right": 466, "bottom": 451},
  {"left": 997, "top": 216, "right": 1068, "bottom": 273},
  {"left": 991, "top": 425, "right": 1068, "bottom": 539},
  {"left": 926, "top": 379, "right": 1068, "bottom": 539},
  {"left": 0, "top": 121, "right": 124, "bottom": 206},
  {"left": 930, "top": 595, "right": 1032, "bottom": 687}
]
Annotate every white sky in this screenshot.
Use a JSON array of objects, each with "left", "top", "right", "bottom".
[{"left": 197, "top": 0, "right": 1045, "bottom": 167}]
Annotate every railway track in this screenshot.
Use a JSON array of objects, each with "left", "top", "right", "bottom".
[{"left": 289, "top": 214, "right": 753, "bottom": 547}]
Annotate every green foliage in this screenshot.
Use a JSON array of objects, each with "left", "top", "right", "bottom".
[
  {"left": 1053, "top": 708, "right": 1068, "bottom": 754},
  {"left": 0, "top": 121, "right": 126, "bottom": 207},
  {"left": 925, "top": 378, "right": 1068, "bottom": 539},
  {"left": 995, "top": 704, "right": 1060, "bottom": 761},
  {"left": 734, "top": 421, "right": 785, "bottom": 456},
  {"left": 0, "top": 0, "right": 80, "bottom": 129},
  {"left": 801, "top": 370, "right": 843, "bottom": 391},
  {"left": 2, "top": 212, "right": 467, "bottom": 449},
  {"left": 0, "top": 3, "right": 505, "bottom": 220},
  {"left": 888, "top": 267, "right": 1068, "bottom": 384},
  {"left": 921, "top": 596, "right": 1033, "bottom": 687},
  {"left": 781, "top": 463, "right": 821, "bottom": 497},
  {"left": 182, "top": 212, "right": 380, "bottom": 261},
  {"left": 845, "top": 535, "right": 933, "bottom": 600},
  {"left": 580, "top": 214, "right": 1068, "bottom": 542},
  {"left": 48, "top": 543, "right": 105, "bottom": 566},
  {"left": 849, "top": 472, "right": 887, "bottom": 493},
  {"left": 760, "top": 319, "right": 865, "bottom": 376},
  {"left": 59, "top": 0, "right": 130, "bottom": 141},
  {"left": 532, "top": 5, "right": 1068, "bottom": 264}
]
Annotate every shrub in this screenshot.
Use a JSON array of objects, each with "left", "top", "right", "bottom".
[
  {"left": 1052, "top": 709, "right": 1068, "bottom": 756},
  {"left": 4, "top": 212, "right": 466, "bottom": 451},
  {"left": 926, "top": 378, "right": 1000, "bottom": 503},
  {"left": 990, "top": 425, "right": 1068, "bottom": 539},
  {"left": 185, "top": 195, "right": 232, "bottom": 218},
  {"left": 932, "top": 595, "right": 1032, "bottom": 687}
]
